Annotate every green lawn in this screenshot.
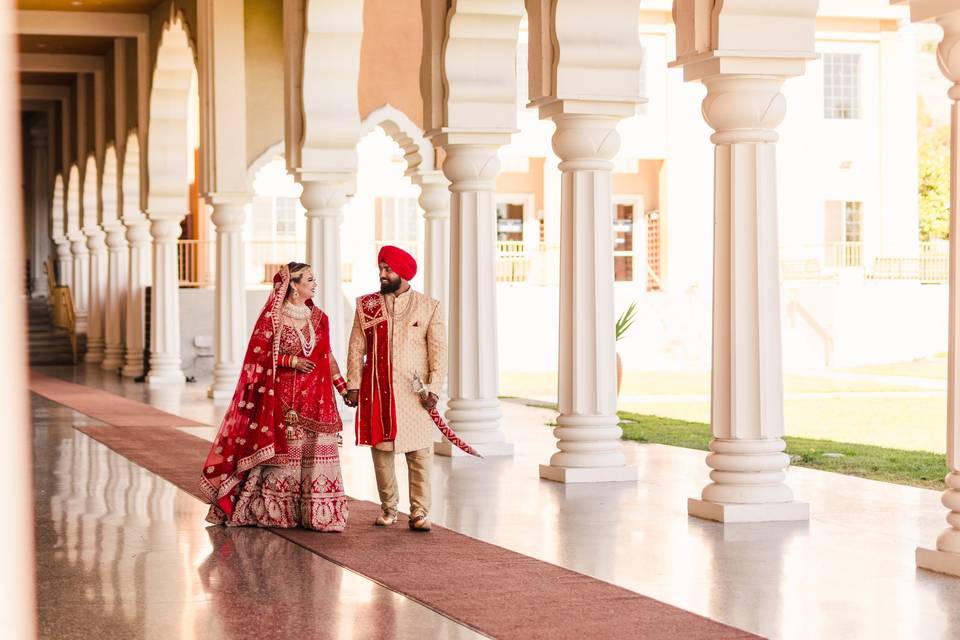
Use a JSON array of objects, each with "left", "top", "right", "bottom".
[
  {"left": 618, "top": 411, "right": 948, "bottom": 490},
  {"left": 501, "top": 370, "right": 922, "bottom": 398},
  {"left": 619, "top": 396, "right": 947, "bottom": 453}
]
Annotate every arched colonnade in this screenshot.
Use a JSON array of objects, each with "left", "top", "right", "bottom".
[{"left": 32, "top": 0, "right": 960, "bottom": 579}]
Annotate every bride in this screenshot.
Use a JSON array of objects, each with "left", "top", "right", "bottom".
[{"left": 200, "top": 262, "right": 349, "bottom": 531}]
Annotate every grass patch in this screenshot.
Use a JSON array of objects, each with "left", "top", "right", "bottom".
[{"left": 617, "top": 411, "right": 948, "bottom": 490}]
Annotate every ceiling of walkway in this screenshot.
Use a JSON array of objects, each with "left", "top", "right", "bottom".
[
  {"left": 20, "top": 72, "right": 75, "bottom": 86},
  {"left": 19, "top": 35, "right": 115, "bottom": 55},
  {"left": 18, "top": 0, "right": 162, "bottom": 12}
]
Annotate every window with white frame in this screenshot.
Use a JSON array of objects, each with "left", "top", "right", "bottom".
[
  {"left": 823, "top": 53, "right": 861, "bottom": 119},
  {"left": 274, "top": 196, "right": 298, "bottom": 236},
  {"left": 613, "top": 203, "right": 636, "bottom": 282},
  {"left": 375, "top": 197, "right": 420, "bottom": 251},
  {"left": 823, "top": 200, "right": 863, "bottom": 267}
]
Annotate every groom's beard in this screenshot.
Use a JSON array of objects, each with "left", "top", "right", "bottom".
[{"left": 380, "top": 277, "right": 401, "bottom": 294}]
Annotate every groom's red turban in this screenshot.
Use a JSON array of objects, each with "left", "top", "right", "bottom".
[{"left": 378, "top": 245, "right": 417, "bottom": 281}]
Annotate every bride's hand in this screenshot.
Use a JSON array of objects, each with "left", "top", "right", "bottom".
[{"left": 295, "top": 358, "right": 316, "bottom": 373}]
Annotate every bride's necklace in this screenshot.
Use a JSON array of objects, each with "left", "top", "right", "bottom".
[
  {"left": 282, "top": 301, "right": 311, "bottom": 320},
  {"left": 283, "top": 303, "right": 317, "bottom": 357}
]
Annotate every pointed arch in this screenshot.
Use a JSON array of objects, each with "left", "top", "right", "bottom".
[
  {"left": 362, "top": 104, "right": 435, "bottom": 178},
  {"left": 147, "top": 17, "right": 195, "bottom": 217},
  {"left": 101, "top": 146, "right": 119, "bottom": 225},
  {"left": 66, "top": 164, "right": 80, "bottom": 235},
  {"left": 122, "top": 132, "right": 142, "bottom": 222},
  {"left": 51, "top": 174, "right": 65, "bottom": 241},
  {"left": 81, "top": 155, "right": 99, "bottom": 230}
]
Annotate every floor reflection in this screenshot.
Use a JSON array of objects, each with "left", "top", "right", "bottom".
[
  {"left": 33, "top": 395, "right": 479, "bottom": 639},
  {"left": 34, "top": 367, "right": 960, "bottom": 640}
]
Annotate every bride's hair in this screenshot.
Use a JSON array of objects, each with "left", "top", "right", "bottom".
[{"left": 288, "top": 262, "right": 311, "bottom": 282}]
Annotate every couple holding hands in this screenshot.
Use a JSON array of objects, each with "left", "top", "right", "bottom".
[{"left": 199, "top": 245, "right": 445, "bottom": 533}]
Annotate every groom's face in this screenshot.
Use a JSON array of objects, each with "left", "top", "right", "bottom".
[{"left": 379, "top": 262, "right": 402, "bottom": 294}]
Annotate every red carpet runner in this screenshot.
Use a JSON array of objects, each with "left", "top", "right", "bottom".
[{"left": 30, "top": 373, "right": 760, "bottom": 640}]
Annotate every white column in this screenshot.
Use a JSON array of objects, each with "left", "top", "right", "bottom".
[
  {"left": 300, "top": 179, "right": 347, "bottom": 363},
  {"left": 540, "top": 108, "right": 636, "bottom": 483},
  {"left": 146, "top": 217, "right": 185, "bottom": 386},
  {"left": 55, "top": 239, "right": 72, "bottom": 288},
  {"left": 208, "top": 196, "right": 248, "bottom": 399},
  {"left": 100, "top": 165, "right": 127, "bottom": 370},
  {"left": 416, "top": 172, "right": 450, "bottom": 317},
  {"left": 83, "top": 226, "right": 107, "bottom": 364},
  {"left": 687, "top": 75, "right": 808, "bottom": 523},
  {"left": 918, "top": 12, "right": 960, "bottom": 577},
  {"left": 69, "top": 230, "right": 89, "bottom": 334},
  {"left": 29, "top": 127, "right": 49, "bottom": 297},
  {"left": 122, "top": 219, "right": 151, "bottom": 378},
  {"left": 0, "top": 5, "right": 37, "bottom": 633},
  {"left": 435, "top": 141, "right": 513, "bottom": 457}
]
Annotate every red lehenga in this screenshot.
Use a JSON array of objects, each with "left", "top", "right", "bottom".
[{"left": 199, "top": 265, "right": 348, "bottom": 531}]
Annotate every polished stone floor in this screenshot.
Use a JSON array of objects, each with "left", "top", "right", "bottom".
[{"left": 33, "top": 365, "right": 960, "bottom": 639}]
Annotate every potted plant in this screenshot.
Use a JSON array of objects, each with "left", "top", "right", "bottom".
[{"left": 615, "top": 302, "right": 638, "bottom": 396}]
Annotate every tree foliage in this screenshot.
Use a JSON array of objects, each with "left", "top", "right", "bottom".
[{"left": 918, "top": 98, "right": 950, "bottom": 241}]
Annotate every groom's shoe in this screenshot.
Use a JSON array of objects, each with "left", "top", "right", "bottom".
[
  {"left": 408, "top": 510, "right": 431, "bottom": 531},
  {"left": 375, "top": 509, "right": 398, "bottom": 526}
]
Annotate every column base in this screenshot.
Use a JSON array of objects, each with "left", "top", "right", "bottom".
[
  {"left": 146, "top": 370, "right": 186, "bottom": 387},
  {"left": 917, "top": 547, "right": 960, "bottom": 577},
  {"left": 688, "top": 498, "right": 810, "bottom": 523},
  {"left": 121, "top": 364, "right": 143, "bottom": 379},
  {"left": 434, "top": 439, "right": 514, "bottom": 457},
  {"left": 101, "top": 355, "right": 125, "bottom": 371},
  {"left": 539, "top": 463, "right": 637, "bottom": 484},
  {"left": 84, "top": 351, "right": 105, "bottom": 365},
  {"left": 207, "top": 385, "right": 236, "bottom": 401}
]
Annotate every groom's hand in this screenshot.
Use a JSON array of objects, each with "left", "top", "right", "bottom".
[
  {"left": 344, "top": 389, "right": 359, "bottom": 407},
  {"left": 420, "top": 392, "right": 438, "bottom": 410}
]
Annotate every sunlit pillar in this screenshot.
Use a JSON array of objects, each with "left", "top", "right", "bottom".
[
  {"left": 434, "top": 139, "right": 513, "bottom": 457},
  {"left": 918, "top": 9, "right": 960, "bottom": 577},
  {"left": 101, "top": 148, "right": 127, "bottom": 371},
  {"left": 300, "top": 179, "right": 348, "bottom": 363},
  {"left": 208, "top": 196, "right": 248, "bottom": 399},
  {"left": 539, "top": 107, "right": 636, "bottom": 483}
]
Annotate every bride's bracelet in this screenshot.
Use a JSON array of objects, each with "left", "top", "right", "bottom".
[{"left": 332, "top": 373, "right": 348, "bottom": 396}]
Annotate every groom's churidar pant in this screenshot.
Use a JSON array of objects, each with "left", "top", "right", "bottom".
[{"left": 371, "top": 446, "right": 432, "bottom": 516}]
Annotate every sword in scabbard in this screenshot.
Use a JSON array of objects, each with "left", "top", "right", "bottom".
[{"left": 412, "top": 373, "right": 484, "bottom": 458}]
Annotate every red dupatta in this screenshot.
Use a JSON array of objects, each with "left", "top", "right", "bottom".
[
  {"left": 354, "top": 292, "right": 398, "bottom": 447},
  {"left": 199, "top": 264, "right": 339, "bottom": 518}
]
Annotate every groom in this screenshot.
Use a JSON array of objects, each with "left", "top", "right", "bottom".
[{"left": 344, "top": 245, "right": 446, "bottom": 531}]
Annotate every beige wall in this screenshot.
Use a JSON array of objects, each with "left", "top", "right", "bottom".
[
  {"left": 244, "top": 0, "right": 285, "bottom": 166},
  {"left": 613, "top": 160, "right": 662, "bottom": 211},
  {"left": 496, "top": 157, "right": 545, "bottom": 213},
  {"left": 358, "top": 0, "right": 423, "bottom": 128}
]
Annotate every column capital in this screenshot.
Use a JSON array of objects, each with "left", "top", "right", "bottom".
[
  {"left": 300, "top": 179, "right": 349, "bottom": 218},
  {"left": 700, "top": 74, "right": 786, "bottom": 144},
  {"left": 416, "top": 176, "right": 450, "bottom": 219},
  {"left": 937, "top": 12, "right": 960, "bottom": 98},
  {"left": 440, "top": 143, "right": 501, "bottom": 192},
  {"left": 549, "top": 112, "right": 622, "bottom": 172},
  {"left": 205, "top": 192, "right": 251, "bottom": 208},
  {"left": 149, "top": 218, "right": 183, "bottom": 240},
  {"left": 209, "top": 198, "right": 248, "bottom": 231}
]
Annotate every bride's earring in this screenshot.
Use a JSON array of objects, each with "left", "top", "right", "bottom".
[{"left": 292, "top": 290, "right": 299, "bottom": 302}]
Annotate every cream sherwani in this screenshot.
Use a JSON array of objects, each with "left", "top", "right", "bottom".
[{"left": 346, "top": 288, "right": 447, "bottom": 453}]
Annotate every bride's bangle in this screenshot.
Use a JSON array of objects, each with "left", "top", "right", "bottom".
[{"left": 292, "top": 356, "right": 300, "bottom": 369}]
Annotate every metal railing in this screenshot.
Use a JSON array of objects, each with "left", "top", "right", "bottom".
[
  {"left": 496, "top": 241, "right": 531, "bottom": 282},
  {"left": 177, "top": 239, "right": 211, "bottom": 287},
  {"left": 45, "top": 259, "right": 77, "bottom": 363}
]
